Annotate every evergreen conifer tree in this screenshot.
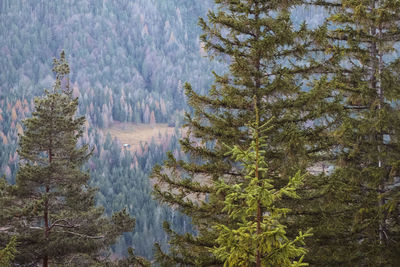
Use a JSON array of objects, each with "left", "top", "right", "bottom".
[
  {"left": 211, "top": 98, "right": 311, "bottom": 267},
  {"left": 0, "top": 176, "right": 18, "bottom": 267},
  {"left": 151, "top": 1, "right": 330, "bottom": 265},
  {"left": 300, "top": 0, "right": 400, "bottom": 265},
  {"left": 327, "top": 1, "right": 400, "bottom": 264},
  {"left": 116, "top": 247, "right": 151, "bottom": 267},
  {"left": 0, "top": 236, "right": 17, "bottom": 267},
  {"left": 0, "top": 52, "right": 135, "bottom": 267}
]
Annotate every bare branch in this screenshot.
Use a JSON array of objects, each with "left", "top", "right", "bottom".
[
  {"left": 55, "top": 230, "right": 105, "bottom": 239},
  {"left": 0, "top": 226, "right": 11, "bottom": 232},
  {"left": 49, "top": 219, "right": 77, "bottom": 231}
]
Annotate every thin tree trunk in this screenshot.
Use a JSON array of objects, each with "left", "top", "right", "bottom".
[
  {"left": 43, "top": 255, "right": 48, "bottom": 267},
  {"left": 371, "top": 0, "right": 385, "bottom": 246},
  {"left": 377, "top": 13, "right": 386, "bottom": 248},
  {"left": 255, "top": 98, "right": 261, "bottom": 267},
  {"left": 256, "top": 200, "right": 261, "bottom": 267},
  {"left": 43, "top": 179, "right": 50, "bottom": 267},
  {"left": 43, "top": 102, "right": 54, "bottom": 267},
  {"left": 253, "top": 2, "right": 262, "bottom": 266}
]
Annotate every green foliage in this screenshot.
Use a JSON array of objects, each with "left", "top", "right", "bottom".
[
  {"left": 87, "top": 131, "right": 192, "bottom": 259},
  {"left": 116, "top": 247, "right": 151, "bottom": 267},
  {"left": 296, "top": 0, "right": 400, "bottom": 265},
  {"left": 0, "top": 176, "right": 16, "bottom": 228},
  {"left": 0, "top": 236, "right": 17, "bottom": 267},
  {"left": 151, "top": 0, "right": 326, "bottom": 265},
  {"left": 2, "top": 53, "right": 135, "bottom": 266},
  {"left": 0, "top": 1, "right": 214, "bottom": 259},
  {"left": 211, "top": 101, "right": 311, "bottom": 267},
  {"left": 3, "top": 1, "right": 400, "bottom": 266}
]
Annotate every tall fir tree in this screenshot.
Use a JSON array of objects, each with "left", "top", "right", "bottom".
[
  {"left": 0, "top": 52, "right": 135, "bottom": 267},
  {"left": 151, "top": 1, "right": 332, "bottom": 265},
  {"left": 299, "top": 0, "right": 400, "bottom": 265}
]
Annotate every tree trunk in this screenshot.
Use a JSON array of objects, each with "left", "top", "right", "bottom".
[
  {"left": 43, "top": 182, "right": 50, "bottom": 267},
  {"left": 370, "top": 0, "right": 386, "bottom": 246},
  {"left": 254, "top": 97, "right": 261, "bottom": 267},
  {"left": 43, "top": 106, "right": 53, "bottom": 267},
  {"left": 254, "top": 3, "right": 262, "bottom": 266}
]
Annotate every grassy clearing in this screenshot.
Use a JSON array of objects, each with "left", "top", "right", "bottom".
[
  {"left": 107, "top": 122, "right": 210, "bottom": 203},
  {"left": 106, "top": 122, "right": 177, "bottom": 152}
]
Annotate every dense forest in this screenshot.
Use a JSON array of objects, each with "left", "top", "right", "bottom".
[
  {"left": 0, "top": 0, "right": 218, "bottom": 260},
  {"left": 1, "top": 0, "right": 400, "bottom": 266}
]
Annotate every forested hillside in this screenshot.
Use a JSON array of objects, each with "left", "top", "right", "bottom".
[
  {"left": 0, "top": 0, "right": 220, "bottom": 128},
  {"left": 0, "top": 0, "right": 219, "bottom": 260}
]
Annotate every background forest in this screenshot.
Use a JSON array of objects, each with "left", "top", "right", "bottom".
[{"left": 0, "top": 0, "right": 222, "bottom": 259}]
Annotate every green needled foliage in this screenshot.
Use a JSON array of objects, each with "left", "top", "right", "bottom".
[
  {"left": 151, "top": 1, "right": 330, "bottom": 265},
  {"left": 116, "top": 247, "right": 151, "bottom": 267},
  {"left": 0, "top": 52, "right": 135, "bottom": 267},
  {"left": 0, "top": 177, "right": 18, "bottom": 267},
  {"left": 300, "top": 0, "right": 400, "bottom": 265},
  {"left": 211, "top": 98, "right": 312, "bottom": 267},
  {"left": 0, "top": 236, "right": 18, "bottom": 267},
  {"left": 329, "top": 1, "right": 400, "bottom": 264}
]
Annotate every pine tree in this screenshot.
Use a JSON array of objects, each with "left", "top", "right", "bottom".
[
  {"left": 211, "top": 98, "right": 311, "bottom": 267},
  {"left": 151, "top": 1, "right": 330, "bottom": 265},
  {"left": 1, "top": 52, "right": 135, "bottom": 267},
  {"left": 300, "top": 0, "right": 400, "bottom": 265}
]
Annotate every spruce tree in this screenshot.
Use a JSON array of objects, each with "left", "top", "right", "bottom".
[
  {"left": 328, "top": 1, "right": 400, "bottom": 264},
  {"left": 151, "top": 1, "right": 330, "bottom": 265},
  {"left": 211, "top": 98, "right": 311, "bottom": 267},
  {"left": 300, "top": 0, "right": 400, "bottom": 265},
  {"left": 1, "top": 52, "right": 135, "bottom": 267}
]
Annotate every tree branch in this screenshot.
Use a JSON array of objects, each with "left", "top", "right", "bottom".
[
  {"left": 55, "top": 230, "right": 104, "bottom": 239},
  {"left": 49, "top": 219, "right": 77, "bottom": 231}
]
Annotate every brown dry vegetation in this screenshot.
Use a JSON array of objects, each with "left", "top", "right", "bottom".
[
  {"left": 106, "top": 122, "right": 178, "bottom": 153},
  {"left": 106, "top": 122, "right": 209, "bottom": 203}
]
